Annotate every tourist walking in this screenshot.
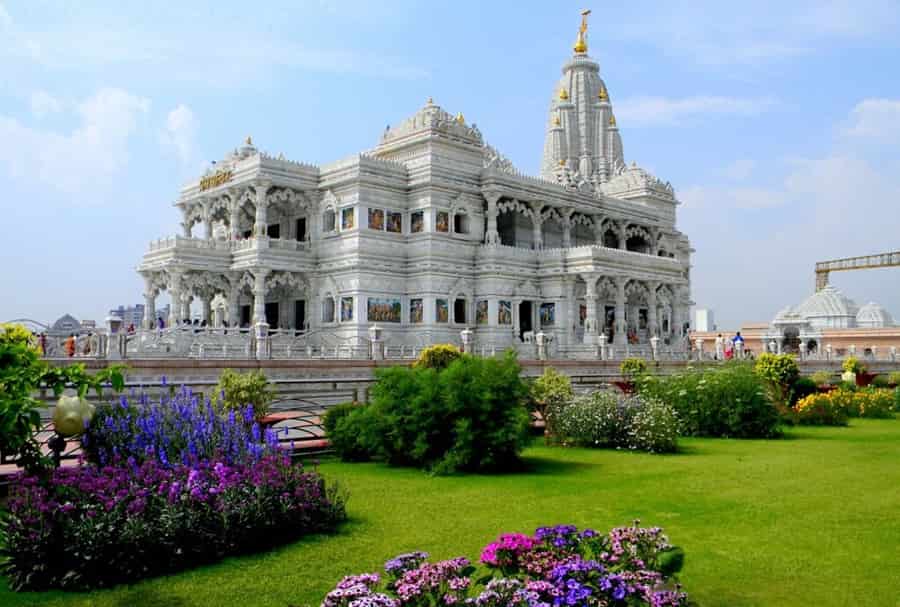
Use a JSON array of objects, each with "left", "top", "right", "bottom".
[
  {"left": 64, "top": 334, "right": 76, "bottom": 357},
  {"left": 715, "top": 333, "right": 724, "bottom": 360}
]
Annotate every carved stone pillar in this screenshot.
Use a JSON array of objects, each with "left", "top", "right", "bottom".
[
  {"left": 202, "top": 298, "right": 212, "bottom": 324},
  {"left": 484, "top": 192, "right": 501, "bottom": 245},
  {"left": 252, "top": 269, "right": 269, "bottom": 323},
  {"left": 617, "top": 222, "right": 627, "bottom": 250},
  {"left": 581, "top": 274, "right": 598, "bottom": 344},
  {"left": 229, "top": 189, "right": 241, "bottom": 240},
  {"left": 168, "top": 271, "right": 183, "bottom": 327},
  {"left": 142, "top": 274, "right": 157, "bottom": 330},
  {"left": 254, "top": 183, "right": 270, "bottom": 237},
  {"left": 562, "top": 219, "right": 572, "bottom": 248},
  {"left": 647, "top": 282, "right": 659, "bottom": 337},
  {"left": 531, "top": 212, "right": 543, "bottom": 250},
  {"left": 614, "top": 277, "right": 627, "bottom": 346},
  {"left": 593, "top": 215, "right": 604, "bottom": 245}
]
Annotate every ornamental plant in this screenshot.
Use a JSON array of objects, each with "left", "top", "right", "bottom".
[
  {"left": 320, "top": 522, "right": 688, "bottom": 607},
  {"left": 638, "top": 362, "right": 779, "bottom": 438},
  {"left": 0, "top": 323, "right": 124, "bottom": 473},
  {"left": 810, "top": 370, "right": 833, "bottom": 386},
  {"left": 888, "top": 371, "right": 900, "bottom": 386},
  {"left": 214, "top": 368, "right": 273, "bottom": 420},
  {"left": 2, "top": 453, "right": 347, "bottom": 590},
  {"left": 620, "top": 357, "right": 649, "bottom": 380},
  {"left": 793, "top": 393, "right": 848, "bottom": 426},
  {"left": 842, "top": 356, "right": 865, "bottom": 375},
  {"left": 754, "top": 353, "right": 799, "bottom": 412},
  {"left": 528, "top": 367, "right": 574, "bottom": 438},
  {"left": 83, "top": 386, "right": 281, "bottom": 468},
  {"left": 329, "top": 352, "right": 531, "bottom": 473},
  {"left": 412, "top": 344, "right": 462, "bottom": 371},
  {"left": 555, "top": 392, "right": 679, "bottom": 453},
  {"left": 792, "top": 387, "right": 895, "bottom": 424}
]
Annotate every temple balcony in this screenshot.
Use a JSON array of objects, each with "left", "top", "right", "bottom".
[
  {"left": 229, "top": 236, "right": 315, "bottom": 273},
  {"left": 139, "top": 235, "right": 233, "bottom": 273}
]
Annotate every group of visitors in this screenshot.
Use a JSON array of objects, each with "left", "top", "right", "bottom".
[{"left": 714, "top": 332, "right": 745, "bottom": 360}]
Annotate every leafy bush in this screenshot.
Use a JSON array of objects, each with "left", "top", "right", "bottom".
[
  {"left": 790, "top": 377, "right": 819, "bottom": 405},
  {"left": 83, "top": 386, "right": 280, "bottom": 467},
  {"left": 1, "top": 454, "right": 346, "bottom": 590},
  {"left": 338, "top": 352, "right": 531, "bottom": 473},
  {"left": 842, "top": 356, "right": 865, "bottom": 374},
  {"left": 555, "top": 392, "right": 678, "bottom": 453},
  {"left": 639, "top": 362, "right": 779, "bottom": 438},
  {"left": 322, "top": 522, "right": 688, "bottom": 607},
  {"left": 851, "top": 388, "right": 895, "bottom": 418},
  {"left": 326, "top": 404, "right": 378, "bottom": 462},
  {"left": 0, "top": 324, "right": 124, "bottom": 473},
  {"left": 413, "top": 344, "right": 462, "bottom": 371},
  {"left": 793, "top": 393, "right": 848, "bottom": 426},
  {"left": 888, "top": 371, "right": 900, "bottom": 386},
  {"left": 895, "top": 387, "right": 900, "bottom": 412},
  {"left": 323, "top": 401, "right": 358, "bottom": 435},
  {"left": 870, "top": 374, "right": 891, "bottom": 388},
  {"left": 620, "top": 357, "right": 649, "bottom": 379},
  {"left": 754, "top": 353, "right": 799, "bottom": 410},
  {"left": 810, "top": 370, "right": 834, "bottom": 386},
  {"left": 528, "top": 367, "right": 574, "bottom": 437},
  {"left": 214, "top": 368, "right": 273, "bottom": 420}
]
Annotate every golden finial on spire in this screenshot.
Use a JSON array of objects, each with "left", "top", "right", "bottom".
[
  {"left": 559, "top": 88, "right": 570, "bottom": 101},
  {"left": 598, "top": 85, "right": 608, "bottom": 101},
  {"left": 455, "top": 112, "right": 465, "bottom": 124},
  {"left": 426, "top": 97, "right": 434, "bottom": 105},
  {"left": 574, "top": 9, "right": 591, "bottom": 54},
  {"left": 245, "top": 135, "right": 253, "bottom": 145},
  {"left": 553, "top": 115, "right": 561, "bottom": 126},
  {"left": 558, "top": 159, "right": 566, "bottom": 167},
  {"left": 609, "top": 114, "right": 617, "bottom": 127}
]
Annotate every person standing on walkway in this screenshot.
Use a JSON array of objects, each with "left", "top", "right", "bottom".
[{"left": 64, "top": 334, "right": 76, "bottom": 357}]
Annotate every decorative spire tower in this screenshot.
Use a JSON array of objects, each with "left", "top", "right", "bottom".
[{"left": 541, "top": 11, "right": 625, "bottom": 183}]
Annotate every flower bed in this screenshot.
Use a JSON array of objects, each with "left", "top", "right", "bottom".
[
  {"left": 555, "top": 392, "right": 679, "bottom": 453},
  {"left": 321, "top": 522, "right": 688, "bottom": 606},
  {"left": 794, "top": 387, "right": 895, "bottom": 425},
  {"left": 2, "top": 453, "right": 346, "bottom": 590}
]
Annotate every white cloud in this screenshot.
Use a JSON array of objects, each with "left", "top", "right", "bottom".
[
  {"left": 159, "top": 104, "right": 195, "bottom": 164},
  {"left": 843, "top": 98, "right": 900, "bottom": 142},
  {"left": 0, "top": 87, "right": 150, "bottom": 195},
  {"left": 720, "top": 159, "right": 755, "bottom": 181},
  {"left": 679, "top": 184, "right": 788, "bottom": 211},
  {"left": 29, "top": 90, "right": 63, "bottom": 118},
  {"left": 616, "top": 95, "right": 776, "bottom": 127}
]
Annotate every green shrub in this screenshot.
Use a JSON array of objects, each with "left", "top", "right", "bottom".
[
  {"left": 529, "top": 367, "right": 574, "bottom": 437},
  {"left": 790, "top": 377, "right": 819, "bottom": 405},
  {"left": 214, "top": 369, "right": 273, "bottom": 420},
  {"left": 894, "top": 387, "right": 900, "bottom": 412},
  {"left": 639, "top": 362, "right": 779, "bottom": 438},
  {"left": 327, "top": 405, "right": 378, "bottom": 462},
  {"left": 888, "top": 371, "right": 900, "bottom": 386},
  {"left": 323, "top": 401, "right": 360, "bottom": 435},
  {"left": 842, "top": 356, "right": 865, "bottom": 374},
  {"left": 793, "top": 392, "right": 849, "bottom": 426},
  {"left": 810, "top": 370, "right": 833, "bottom": 386},
  {"left": 350, "top": 352, "right": 531, "bottom": 473},
  {"left": 554, "top": 392, "right": 678, "bottom": 453},
  {"left": 413, "top": 344, "right": 462, "bottom": 371},
  {"left": 620, "top": 357, "right": 649, "bottom": 379},
  {"left": 754, "top": 353, "right": 799, "bottom": 410},
  {"left": 871, "top": 374, "right": 891, "bottom": 388}
]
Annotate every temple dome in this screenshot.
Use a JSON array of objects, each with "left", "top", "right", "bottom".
[
  {"left": 856, "top": 302, "right": 894, "bottom": 328},
  {"left": 795, "top": 285, "right": 859, "bottom": 329}
]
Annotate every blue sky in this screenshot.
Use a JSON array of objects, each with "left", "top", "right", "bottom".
[{"left": 1, "top": 0, "right": 899, "bottom": 329}]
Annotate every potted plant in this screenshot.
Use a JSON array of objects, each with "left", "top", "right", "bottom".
[{"left": 841, "top": 357, "right": 873, "bottom": 387}]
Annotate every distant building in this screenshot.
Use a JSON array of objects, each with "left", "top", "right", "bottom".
[
  {"left": 694, "top": 308, "right": 715, "bottom": 332},
  {"left": 110, "top": 304, "right": 170, "bottom": 328}
]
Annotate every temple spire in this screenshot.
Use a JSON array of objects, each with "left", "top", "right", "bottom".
[{"left": 574, "top": 9, "right": 590, "bottom": 54}]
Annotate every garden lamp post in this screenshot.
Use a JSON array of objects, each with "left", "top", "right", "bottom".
[{"left": 50, "top": 395, "right": 95, "bottom": 468}]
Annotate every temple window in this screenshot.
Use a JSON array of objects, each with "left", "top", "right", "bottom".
[
  {"left": 602, "top": 229, "right": 619, "bottom": 248},
  {"left": 323, "top": 209, "right": 336, "bottom": 232},
  {"left": 435, "top": 211, "right": 450, "bottom": 233},
  {"left": 266, "top": 223, "right": 281, "bottom": 239},
  {"left": 453, "top": 213, "right": 469, "bottom": 234},
  {"left": 322, "top": 297, "right": 335, "bottom": 323},
  {"left": 411, "top": 211, "right": 424, "bottom": 233},
  {"left": 453, "top": 298, "right": 467, "bottom": 324},
  {"left": 295, "top": 217, "right": 307, "bottom": 241},
  {"left": 341, "top": 207, "right": 355, "bottom": 230}
]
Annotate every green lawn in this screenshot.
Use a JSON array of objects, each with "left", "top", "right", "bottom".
[{"left": 3, "top": 419, "right": 899, "bottom": 607}]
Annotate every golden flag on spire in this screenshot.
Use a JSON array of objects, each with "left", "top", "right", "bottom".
[{"left": 574, "top": 9, "right": 591, "bottom": 53}]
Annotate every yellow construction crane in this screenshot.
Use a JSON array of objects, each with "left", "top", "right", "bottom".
[{"left": 815, "top": 251, "right": 900, "bottom": 291}]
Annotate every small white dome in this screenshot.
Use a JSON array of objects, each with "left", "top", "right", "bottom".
[
  {"left": 856, "top": 302, "right": 894, "bottom": 328},
  {"left": 795, "top": 286, "right": 859, "bottom": 329}
]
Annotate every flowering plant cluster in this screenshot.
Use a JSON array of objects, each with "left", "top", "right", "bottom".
[
  {"left": 793, "top": 387, "right": 895, "bottom": 425},
  {"left": 555, "top": 393, "right": 679, "bottom": 453},
  {"left": 83, "top": 385, "right": 281, "bottom": 467},
  {"left": 321, "top": 522, "right": 688, "bottom": 607},
  {"left": 1, "top": 452, "right": 346, "bottom": 590}
]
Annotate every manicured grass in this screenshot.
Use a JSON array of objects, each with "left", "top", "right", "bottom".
[{"left": 2, "top": 419, "right": 899, "bottom": 606}]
